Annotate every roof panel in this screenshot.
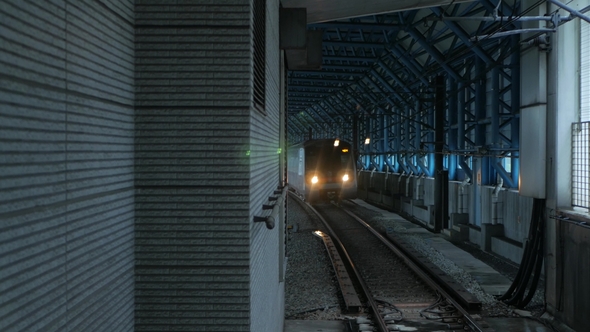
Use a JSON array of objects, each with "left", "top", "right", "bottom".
[{"left": 281, "top": 0, "right": 475, "bottom": 23}]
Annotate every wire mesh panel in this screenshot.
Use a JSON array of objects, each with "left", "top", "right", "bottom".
[
  {"left": 572, "top": 122, "right": 590, "bottom": 208},
  {"left": 581, "top": 20, "right": 590, "bottom": 121}
]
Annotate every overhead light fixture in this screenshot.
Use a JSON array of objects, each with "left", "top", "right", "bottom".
[
  {"left": 334, "top": 139, "right": 340, "bottom": 147},
  {"left": 365, "top": 138, "right": 370, "bottom": 145}
]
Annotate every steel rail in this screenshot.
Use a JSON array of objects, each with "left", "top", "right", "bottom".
[
  {"left": 338, "top": 205, "right": 486, "bottom": 332},
  {"left": 297, "top": 197, "right": 390, "bottom": 332}
]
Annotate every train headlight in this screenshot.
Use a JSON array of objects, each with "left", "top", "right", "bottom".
[
  {"left": 342, "top": 174, "right": 349, "bottom": 182},
  {"left": 311, "top": 175, "right": 319, "bottom": 184}
]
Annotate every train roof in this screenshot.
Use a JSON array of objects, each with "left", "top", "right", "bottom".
[{"left": 289, "top": 139, "right": 352, "bottom": 149}]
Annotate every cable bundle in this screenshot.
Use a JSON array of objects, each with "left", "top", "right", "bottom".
[{"left": 498, "top": 198, "right": 545, "bottom": 308}]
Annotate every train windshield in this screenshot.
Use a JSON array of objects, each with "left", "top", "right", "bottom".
[{"left": 305, "top": 144, "right": 353, "bottom": 175}]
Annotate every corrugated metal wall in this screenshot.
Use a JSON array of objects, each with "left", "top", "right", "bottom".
[
  {"left": 249, "top": 0, "right": 285, "bottom": 330},
  {"left": 135, "top": 0, "right": 265, "bottom": 330},
  {"left": 0, "top": 1, "right": 135, "bottom": 331}
]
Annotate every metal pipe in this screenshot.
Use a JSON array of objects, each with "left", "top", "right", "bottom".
[
  {"left": 406, "top": 171, "right": 414, "bottom": 197},
  {"left": 428, "top": 15, "right": 569, "bottom": 22},
  {"left": 397, "top": 171, "right": 406, "bottom": 195},
  {"left": 549, "top": 0, "right": 590, "bottom": 24},
  {"left": 384, "top": 165, "right": 389, "bottom": 191},
  {"left": 416, "top": 173, "right": 426, "bottom": 200},
  {"left": 459, "top": 176, "right": 471, "bottom": 214},
  {"left": 472, "top": 29, "right": 556, "bottom": 41},
  {"left": 491, "top": 177, "right": 504, "bottom": 225}
]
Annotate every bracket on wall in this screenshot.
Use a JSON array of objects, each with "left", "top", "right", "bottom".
[{"left": 253, "top": 186, "right": 289, "bottom": 229}]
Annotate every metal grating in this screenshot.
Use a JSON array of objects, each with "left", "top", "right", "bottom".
[
  {"left": 572, "top": 122, "right": 590, "bottom": 208},
  {"left": 581, "top": 21, "right": 590, "bottom": 122},
  {"left": 253, "top": 0, "right": 266, "bottom": 113}
]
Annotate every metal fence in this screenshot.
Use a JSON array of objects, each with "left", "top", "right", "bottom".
[{"left": 572, "top": 122, "right": 590, "bottom": 208}]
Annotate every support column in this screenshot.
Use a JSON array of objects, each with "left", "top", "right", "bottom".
[
  {"left": 510, "top": 34, "right": 521, "bottom": 187},
  {"left": 448, "top": 77, "right": 458, "bottom": 181},
  {"left": 434, "top": 75, "right": 448, "bottom": 232}
]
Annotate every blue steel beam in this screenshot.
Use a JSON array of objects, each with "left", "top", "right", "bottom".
[
  {"left": 366, "top": 71, "right": 407, "bottom": 108},
  {"left": 376, "top": 61, "right": 419, "bottom": 100},
  {"left": 287, "top": 2, "right": 521, "bottom": 189},
  {"left": 430, "top": 7, "right": 497, "bottom": 66},
  {"left": 289, "top": 79, "right": 353, "bottom": 85},
  {"left": 289, "top": 91, "right": 334, "bottom": 97},
  {"left": 406, "top": 27, "right": 462, "bottom": 81},
  {"left": 321, "top": 64, "right": 372, "bottom": 71},
  {"left": 310, "top": 22, "right": 402, "bottom": 31},
  {"left": 386, "top": 45, "right": 430, "bottom": 85},
  {"left": 448, "top": 77, "right": 458, "bottom": 180},
  {"left": 510, "top": 34, "right": 520, "bottom": 187},
  {"left": 323, "top": 55, "right": 378, "bottom": 62},
  {"left": 323, "top": 41, "right": 388, "bottom": 49},
  {"left": 310, "top": 104, "right": 335, "bottom": 123},
  {"left": 290, "top": 71, "right": 365, "bottom": 77}
]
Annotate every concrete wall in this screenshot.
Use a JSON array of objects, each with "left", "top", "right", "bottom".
[
  {"left": 0, "top": 1, "right": 135, "bottom": 331},
  {"left": 134, "top": 1, "right": 251, "bottom": 330},
  {"left": 546, "top": 0, "right": 590, "bottom": 329},
  {"left": 249, "top": 0, "right": 286, "bottom": 331},
  {"left": 135, "top": 0, "right": 285, "bottom": 331}
]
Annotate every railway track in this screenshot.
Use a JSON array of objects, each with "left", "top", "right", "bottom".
[{"left": 297, "top": 196, "right": 489, "bottom": 332}]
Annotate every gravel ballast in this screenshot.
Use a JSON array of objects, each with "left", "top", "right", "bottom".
[
  {"left": 284, "top": 195, "right": 546, "bottom": 321},
  {"left": 284, "top": 196, "right": 342, "bottom": 319}
]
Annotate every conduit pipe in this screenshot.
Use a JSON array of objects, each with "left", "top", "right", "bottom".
[
  {"left": 459, "top": 177, "right": 470, "bottom": 214},
  {"left": 397, "top": 171, "right": 406, "bottom": 195},
  {"left": 415, "top": 173, "right": 426, "bottom": 200},
  {"left": 384, "top": 165, "right": 389, "bottom": 191},
  {"left": 491, "top": 178, "right": 503, "bottom": 225},
  {"left": 405, "top": 171, "right": 414, "bottom": 197}
]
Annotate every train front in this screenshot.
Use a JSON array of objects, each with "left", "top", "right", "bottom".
[{"left": 305, "top": 139, "right": 357, "bottom": 202}]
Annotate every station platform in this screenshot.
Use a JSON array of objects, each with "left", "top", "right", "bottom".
[{"left": 352, "top": 199, "right": 514, "bottom": 297}]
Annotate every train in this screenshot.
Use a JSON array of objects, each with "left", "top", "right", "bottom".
[{"left": 287, "top": 139, "right": 358, "bottom": 202}]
